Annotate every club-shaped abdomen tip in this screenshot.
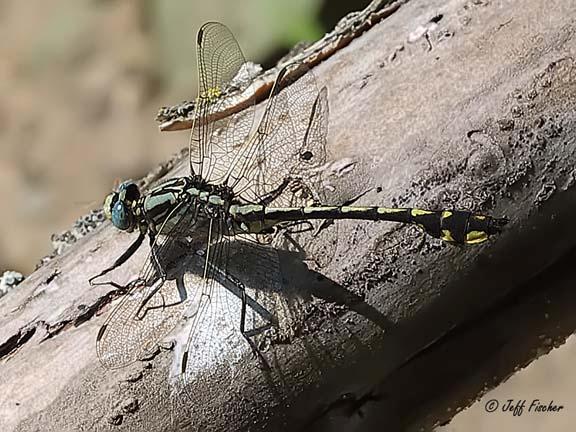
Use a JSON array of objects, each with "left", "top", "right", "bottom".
[
  {"left": 491, "top": 215, "right": 509, "bottom": 233},
  {"left": 464, "top": 214, "right": 509, "bottom": 244}
]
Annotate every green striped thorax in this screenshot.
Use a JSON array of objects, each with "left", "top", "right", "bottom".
[
  {"left": 103, "top": 181, "right": 141, "bottom": 232},
  {"left": 102, "top": 177, "right": 236, "bottom": 237}
]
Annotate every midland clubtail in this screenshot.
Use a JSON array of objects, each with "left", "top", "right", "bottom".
[{"left": 91, "top": 22, "right": 508, "bottom": 389}]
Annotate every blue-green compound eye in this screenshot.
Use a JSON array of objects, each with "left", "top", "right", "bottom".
[
  {"left": 111, "top": 201, "right": 132, "bottom": 230},
  {"left": 118, "top": 181, "right": 140, "bottom": 202},
  {"left": 103, "top": 181, "right": 140, "bottom": 231}
]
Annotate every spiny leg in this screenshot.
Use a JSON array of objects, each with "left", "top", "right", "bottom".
[
  {"left": 227, "top": 271, "right": 272, "bottom": 370},
  {"left": 136, "top": 201, "right": 202, "bottom": 316},
  {"left": 207, "top": 228, "right": 275, "bottom": 367},
  {"left": 89, "top": 232, "right": 146, "bottom": 286},
  {"left": 257, "top": 177, "right": 292, "bottom": 206},
  {"left": 133, "top": 277, "right": 167, "bottom": 319},
  {"left": 133, "top": 203, "right": 199, "bottom": 319}
]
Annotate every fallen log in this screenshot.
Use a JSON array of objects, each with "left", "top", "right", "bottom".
[{"left": 2, "top": 0, "right": 576, "bottom": 431}]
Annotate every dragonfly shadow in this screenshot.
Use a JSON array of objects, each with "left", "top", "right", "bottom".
[
  {"left": 167, "top": 234, "right": 394, "bottom": 348},
  {"left": 215, "top": 238, "right": 394, "bottom": 338},
  {"left": 165, "top": 236, "right": 394, "bottom": 408},
  {"left": 276, "top": 248, "right": 394, "bottom": 333},
  {"left": 198, "top": 241, "right": 396, "bottom": 406}
]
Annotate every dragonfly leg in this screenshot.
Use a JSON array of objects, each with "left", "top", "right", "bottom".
[
  {"left": 274, "top": 221, "right": 329, "bottom": 267},
  {"left": 224, "top": 271, "right": 273, "bottom": 368},
  {"left": 134, "top": 254, "right": 190, "bottom": 320},
  {"left": 127, "top": 234, "right": 169, "bottom": 320},
  {"left": 149, "top": 233, "right": 168, "bottom": 280},
  {"left": 89, "top": 232, "right": 146, "bottom": 286},
  {"left": 133, "top": 277, "right": 166, "bottom": 320},
  {"left": 257, "top": 177, "right": 292, "bottom": 206}
]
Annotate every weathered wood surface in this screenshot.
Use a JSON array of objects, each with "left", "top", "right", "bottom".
[{"left": 2, "top": 0, "right": 576, "bottom": 431}]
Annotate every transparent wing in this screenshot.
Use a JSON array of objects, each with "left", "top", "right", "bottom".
[
  {"left": 179, "top": 63, "right": 335, "bottom": 397},
  {"left": 180, "top": 217, "right": 248, "bottom": 398},
  {"left": 228, "top": 238, "right": 306, "bottom": 339},
  {"left": 96, "top": 202, "right": 205, "bottom": 369},
  {"left": 179, "top": 231, "right": 309, "bottom": 402},
  {"left": 228, "top": 64, "right": 337, "bottom": 267},
  {"left": 179, "top": 262, "right": 248, "bottom": 401},
  {"left": 190, "top": 22, "right": 255, "bottom": 182},
  {"left": 228, "top": 63, "right": 330, "bottom": 207}
]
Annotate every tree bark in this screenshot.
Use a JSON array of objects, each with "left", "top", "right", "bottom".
[{"left": 2, "top": 0, "right": 576, "bottom": 431}]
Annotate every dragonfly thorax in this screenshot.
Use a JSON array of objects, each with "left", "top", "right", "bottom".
[
  {"left": 104, "top": 176, "right": 240, "bottom": 238},
  {"left": 140, "top": 177, "right": 237, "bottom": 236}
]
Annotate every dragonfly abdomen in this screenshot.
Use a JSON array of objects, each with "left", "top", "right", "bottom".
[{"left": 231, "top": 205, "right": 508, "bottom": 245}]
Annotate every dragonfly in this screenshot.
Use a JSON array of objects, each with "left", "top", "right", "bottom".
[{"left": 91, "top": 22, "right": 508, "bottom": 392}]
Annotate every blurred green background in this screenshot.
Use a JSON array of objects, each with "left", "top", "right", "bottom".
[{"left": 0, "top": 0, "right": 371, "bottom": 274}]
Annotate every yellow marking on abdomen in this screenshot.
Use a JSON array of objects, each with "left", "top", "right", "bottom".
[
  {"left": 303, "top": 207, "right": 338, "bottom": 214},
  {"left": 441, "top": 230, "right": 455, "bottom": 242},
  {"left": 265, "top": 207, "right": 299, "bottom": 212},
  {"left": 411, "top": 209, "right": 434, "bottom": 216},
  {"left": 377, "top": 208, "right": 405, "bottom": 214},
  {"left": 341, "top": 206, "right": 372, "bottom": 213},
  {"left": 465, "top": 231, "right": 488, "bottom": 244}
]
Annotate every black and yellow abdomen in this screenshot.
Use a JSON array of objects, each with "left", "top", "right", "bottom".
[{"left": 230, "top": 204, "right": 508, "bottom": 245}]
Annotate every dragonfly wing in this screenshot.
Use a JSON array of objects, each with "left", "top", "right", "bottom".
[
  {"left": 179, "top": 262, "right": 248, "bottom": 400},
  {"left": 96, "top": 201, "right": 202, "bottom": 369},
  {"left": 229, "top": 64, "right": 329, "bottom": 205},
  {"left": 229, "top": 64, "right": 337, "bottom": 267},
  {"left": 96, "top": 275, "right": 188, "bottom": 369},
  {"left": 190, "top": 22, "right": 256, "bottom": 182},
  {"left": 179, "top": 217, "right": 252, "bottom": 398}
]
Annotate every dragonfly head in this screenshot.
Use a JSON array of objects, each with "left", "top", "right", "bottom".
[{"left": 103, "top": 181, "right": 141, "bottom": 232}]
